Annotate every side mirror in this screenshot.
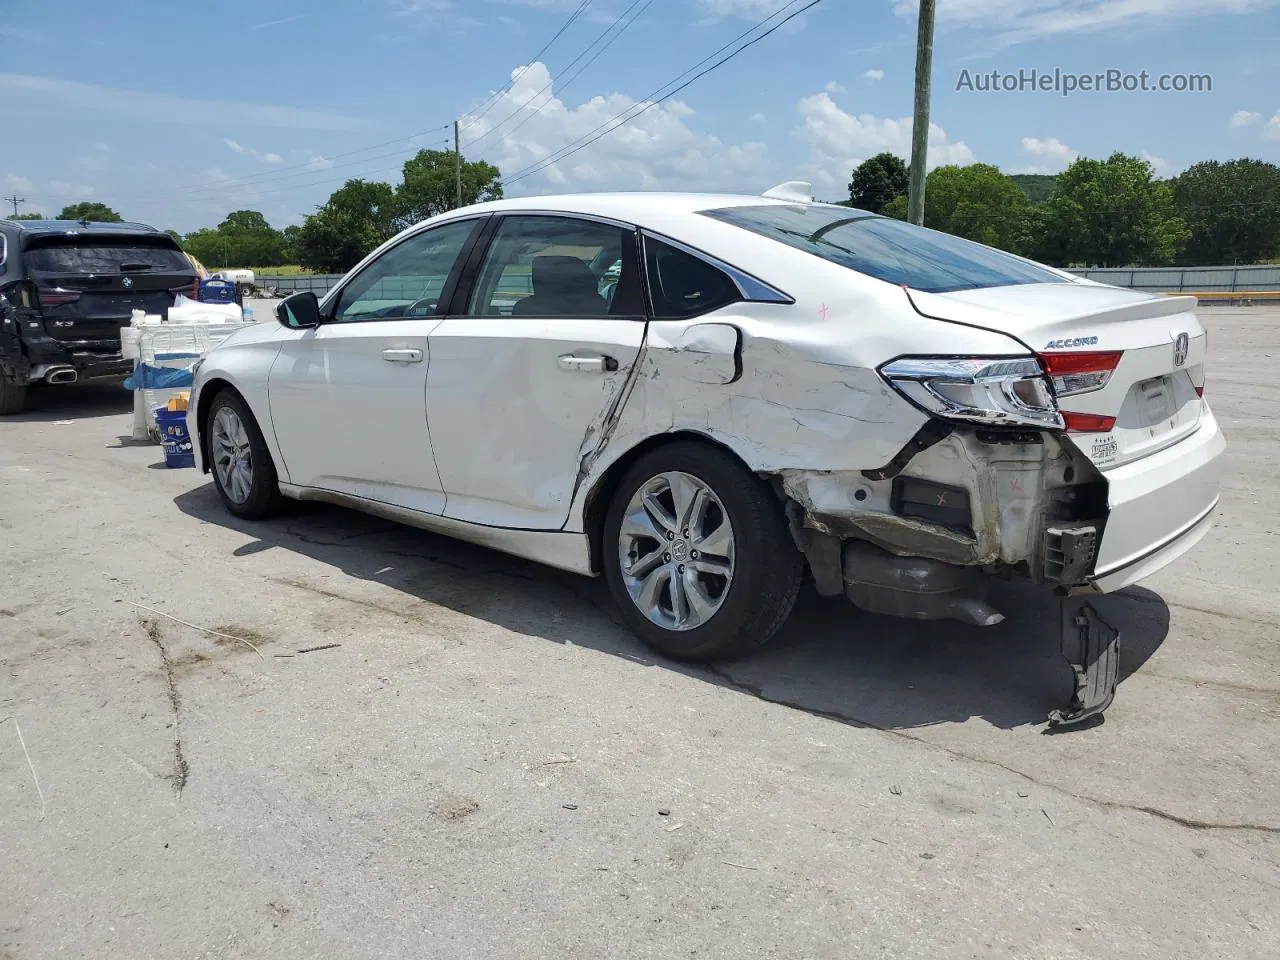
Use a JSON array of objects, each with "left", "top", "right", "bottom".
[{"left": 276, "top": 291, "right": 322, "bottom": 329}]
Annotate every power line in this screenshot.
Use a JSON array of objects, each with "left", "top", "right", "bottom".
[
  {"left": 463, "top": 0, "right": 651, "bottom": 156},
  {"left": 462, "top": 0, "right": 595, "bottom": 131},
  {"left": 504, "top": 0, "right": 823, "bottom": 186}
]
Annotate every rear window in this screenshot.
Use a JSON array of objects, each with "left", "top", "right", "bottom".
[
  {"left": 701, "top": 204, "right": 1061, "bottom": 293},
  {"left": 25, "top": 237, "right": 191, "bottom": 274}
]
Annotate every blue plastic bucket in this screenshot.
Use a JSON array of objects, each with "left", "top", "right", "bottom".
[{"left": 155, "top": 407, "right": 195, "bottom": 468}]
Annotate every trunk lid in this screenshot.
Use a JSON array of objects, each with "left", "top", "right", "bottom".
[
  {"left": 26, "top": 235, "right": 196, "bottom": 344},
  {"left": 907, "top": 282, "right": 1207, "bottom": 470}
]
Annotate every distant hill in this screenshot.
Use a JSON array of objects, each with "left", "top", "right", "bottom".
[{"left": 1010, "top": 174, "right": 1058, "bottom": 203}]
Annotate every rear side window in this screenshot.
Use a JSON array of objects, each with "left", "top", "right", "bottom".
[
  {"left": 25, "top": 237, "right": 191, "bottom": 274},
  {"left": 645, "top": 238, "right": 741, "bottom": 319},
  {"left": 702, "top": 204, "right": 1061, "bottom": 294}
]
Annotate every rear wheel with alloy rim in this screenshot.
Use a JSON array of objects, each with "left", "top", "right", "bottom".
[
  {"left": 207, "top": 389, "right": 283, "bottom": 519},
  {"left": 603, "top": 442, "right": 802, "bottom": 662}
]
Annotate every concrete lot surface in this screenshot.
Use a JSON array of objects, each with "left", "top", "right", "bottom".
[{"left": 2, "top": 306, "right": 1277, "bottom": 959}]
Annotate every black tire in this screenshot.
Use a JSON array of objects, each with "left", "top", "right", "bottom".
[
  {"left": 602, "top": 442, "right": 803, "bottom": 662},
  {"left": 0, "top": 373, "right": 26, "bottom": 416},
  {"left": 206, "top": 389, "right": 284, "bottom": 520}
]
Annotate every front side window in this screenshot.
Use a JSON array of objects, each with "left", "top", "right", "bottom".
[
  {"left": 702, "top": 204, "right": 1062, "bottom": 294},
  {"left": 467, "top": 216, "right": 641, "bottom": 318},
  {"left": 332, "top": 219, "right": 477, "bottom": 323}
]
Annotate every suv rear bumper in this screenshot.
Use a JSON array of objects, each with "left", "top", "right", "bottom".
[{"left": 1090, "top": 402, "right": 1225, "bottom": 592}]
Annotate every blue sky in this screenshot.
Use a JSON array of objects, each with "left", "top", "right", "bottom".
[{"left": 2, "top": 0, "right": 1278, "bottom": 232}]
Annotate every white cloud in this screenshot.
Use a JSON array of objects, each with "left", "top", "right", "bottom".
[
  {"left": 1015, "top": 136, "right": 1078, "bottom": 173},
  {"left": 0, "top": 73, "right": 364, "bottom": 131},
  {"left": 1231, "top": 109, "right": 1263, "bottom": 128},
  {"left": 862, "top": 68, "right": 885, "bottom": 81},
  {"left": 306, "top": 155, "right": 335, "bottom": 171},
  {"left": 795, "top": 91, "right": 974, "bottom": 190},
  {"left": 825, "top": 81, "right": 848, "bottom": 95},
  {"left": 223, "top": 138, "right": 286, "bottom": 164},
  {"left": 750, "top": 112, "right": 767, "bottom": 124},
  {"left": 5, "top": 173, "right": 34, "bottom": 193},
  {"left": 1262, "top": 114, "right": 1280, "bottom": 141},
  {"left": 895, "top": 0, "right": 1280, "bottom": 44},
  {"left": 48, "top": 180, "right": 97, "bottom": 198},
  {"left": 461, "top": 62, "right": 770, "bottom": 193},
  {"left": 1142, "top": 150, "right": 1174, "bottom": 176}
]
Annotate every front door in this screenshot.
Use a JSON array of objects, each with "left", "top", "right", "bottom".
[
  {"left": 268, "top": 218, "right": 482, "bottom": 514},
  {"left": 427, "top": 215, "right": 648, "bottom": 530}
]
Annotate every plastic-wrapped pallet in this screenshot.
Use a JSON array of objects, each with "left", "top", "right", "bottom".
[{"left": 128, "top": 322, "right": 255, "bottom": 441}]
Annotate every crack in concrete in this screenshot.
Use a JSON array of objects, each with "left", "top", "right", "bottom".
[
  {"left": 141, "top": 618, "right": 188, "bottom": 796},
  {"left": 702, "top": 665, "right": 1280, "bottom": 837}
]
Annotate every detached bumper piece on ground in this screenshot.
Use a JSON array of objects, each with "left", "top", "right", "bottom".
[{"left": 1050, "top": 597, "right": 1121, "bottom": 729}]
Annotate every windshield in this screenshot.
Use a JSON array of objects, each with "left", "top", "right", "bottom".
[
  {"left": 702, "top": 204, "right": 1063, "bottom": 293},
  {"left": 25, "top": 238, "right": 191, "bottom": 274}
]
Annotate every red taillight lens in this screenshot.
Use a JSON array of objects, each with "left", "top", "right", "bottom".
[
  {"left": 1036, "top": 351, "right": 1123, "bottom": 397},
  {"left": 38, "top": 288, "right": 81, "bottom": 306},
  {"left": 1063, "top": 412, "right": 1117, "bottom": 433},
  {"left": 1195, "top": 386, "right": 1205, "bottom": 398},
  {"left": 191, "top": 278, "right": 200, "bottom": 300}
]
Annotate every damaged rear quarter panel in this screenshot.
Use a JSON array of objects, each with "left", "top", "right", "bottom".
[{"left": 565, "top": 280, "right": 1033, "bottom": 535}]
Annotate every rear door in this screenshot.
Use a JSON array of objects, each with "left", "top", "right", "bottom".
[
  {"left": 426, "top": 214, "right": 647, "bottom": 530},
  {"left": 24, "top": 234, "right": 196, "bottom": 342}
]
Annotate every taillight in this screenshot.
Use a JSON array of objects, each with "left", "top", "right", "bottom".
[
  {"left": 1036, "top": 351, "right": 1123, "bottom": 397},
  {"left": 38, "top": 287, "right": 81, "bottom": 306},
  {"left": 1195, "top": 386, "right": 1205, "bottom": 398},
  {"left": 1062, "top": 412, "right": 1116, "bottom": 433},
  {"left": 879, "top": 357, "right": 1064, "bottom": 430}
]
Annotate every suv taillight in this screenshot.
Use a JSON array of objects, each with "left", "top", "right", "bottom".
[{"left": 38, "top": 287, "right": 81, "bottom": 306}]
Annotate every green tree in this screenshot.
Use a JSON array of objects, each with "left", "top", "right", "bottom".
[
  {"left": 395, "top": 149, "right": 503, "bottom": 227},
  {"left": 1033, "top": 153, "right": 1189, "bottom": 267},
  {"left": 281, "top": 225, "right": 301, "bottom": 262},
  {"left": 882, "top": 164, "right": 1035, "bottom": 254},
  {"left": 1009, "top": 174, "right": 1059, "bottom": 203},
  {"left": 294, "top": 179, "right": 400, "bottom": 273},
  {"left": 11, "top": 212, "right": 46, "bottom": 221},
  {"left": 164, "top": 229, "right": 182, "bottom": 243},
  {"left": 848, "top": 153, "right": 910, "bottom": 214},
  {"left": 1173, "top": 159, "right": 1280, "bottom": 265},
  {"left": 182, "top": 209, "right": 289, "bottom": 268},
  {"left": 58, "top": 201, "right": 123, "bottom": 222}
]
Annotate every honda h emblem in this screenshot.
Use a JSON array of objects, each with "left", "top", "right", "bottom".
[
  {"left": 1172, "top": 332, "right": 1189, "bottom": 367},
  {"left": 121, "top": 276, "right": 134, "bottom": 289}
]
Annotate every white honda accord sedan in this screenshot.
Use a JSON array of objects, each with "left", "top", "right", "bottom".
[{"left": 191, "top": 182, "right": 1224, "bottom": 724}]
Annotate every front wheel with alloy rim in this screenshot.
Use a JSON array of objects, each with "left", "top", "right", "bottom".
[
  {"left": 602, "top": 442, "right": 803, "bottom": 662},
  {"left": 207, "top": 389, "right": 283, "bottom": 519}
]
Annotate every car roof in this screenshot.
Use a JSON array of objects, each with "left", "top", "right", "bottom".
[
  {"left": 0, "top": 218, "right": 164, "bottom": 236},
  {"left": 459, "top": 192, "right": 822, "bottom": 222}
]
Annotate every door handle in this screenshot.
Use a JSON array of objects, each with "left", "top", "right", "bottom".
[
  {"left": 382, "top": 348, "right": 423, "bottom": 363},
  {"left": 558, "top": 354, "right": 618, "bottom": 373}
]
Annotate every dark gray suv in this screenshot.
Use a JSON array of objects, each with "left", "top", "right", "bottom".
[{"left": 0, "top": 219, "right": 198, "bottom": 414}]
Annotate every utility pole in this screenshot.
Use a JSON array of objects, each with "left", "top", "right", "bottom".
[
  {"left": 4, "top": 195, "right": 26, "bottom": 217},
  {"left": 454, "top": 120, "right": 463, "bottom": 210},
  {"left": 907, "top": 0, "right": 936, "bottom": 226}
]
